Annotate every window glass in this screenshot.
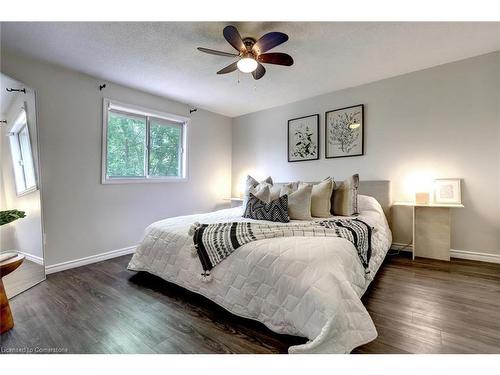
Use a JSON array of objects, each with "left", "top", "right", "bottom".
[
  {"left": 18, "top": 125, "right": 36, "bottom": 189},
  {"left": 149, "top": 120, "right": 182, "bottom": 177},
  {"left": 9, "top": 109, "right": 37, "bottom": 195},
  {"left": 103, "top": 100, "right": 187, "bottom": 182},
  {"left": 9, "top": 134, "right": 26, "bottom": 193},
  {"left": 106, "top": 111, "right": 146, "bottom": 178}
]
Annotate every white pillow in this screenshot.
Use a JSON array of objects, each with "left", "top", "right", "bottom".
[
  {"left": 249, "top": 184, "right": 271, "bottom": 203},
  {"left": 300, "top": 178, "right": 334, "bottom": 218},
  {"left": 269, "top": 185, "right": 282, "bottom": 201},
  {"left": 282, "top": 181, "right": 300, "bottom": 192},
  {"left": 280, "top": 184, "right": 312, "bottom": 220},
  {"left": 243, "top": 175, "right": 273, "bottom": 207}
]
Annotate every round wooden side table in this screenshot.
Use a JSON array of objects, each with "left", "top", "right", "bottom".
[{"left": 0, "top": 253, "right": 24, "bottom": 334}]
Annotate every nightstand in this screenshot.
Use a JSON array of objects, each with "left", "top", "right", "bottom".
[
  {"left": 393, "top": 202, "right": 464, "bottom": 261},
  {"left": 223, "top": 197, "right": 243, "bottom": 208}
]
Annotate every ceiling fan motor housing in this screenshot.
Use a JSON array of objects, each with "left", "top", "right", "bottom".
[{"left": 242, "top": 37, "right": 256, "bottom": 51}]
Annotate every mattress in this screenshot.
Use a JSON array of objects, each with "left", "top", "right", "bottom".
[{"left": 128, "top": 197, "right": 392, "bottom": 353}]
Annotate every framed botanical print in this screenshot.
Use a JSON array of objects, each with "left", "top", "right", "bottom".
[
  {"left": 325, "top": 104, "right": 364, "bottom": 158},
  {"left": 287, "top": 114, "right": 319, "bottom": 162},
  {"left": 434, "top": 179, "right": 462, "bottom": 204}
]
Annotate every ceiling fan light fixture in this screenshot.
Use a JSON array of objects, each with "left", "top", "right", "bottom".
[
  {"left": 198, "top": 25, "right": 292, "bottom": 80},
  {"left": 237, "top": 57, "right": 258, "bottom": 73}
]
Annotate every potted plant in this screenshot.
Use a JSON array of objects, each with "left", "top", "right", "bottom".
[
  {"left": 0, "top": 210, "right": 26, "bottom": 226},
  {"left": 0, "top": 210, "right": 26, "bottom": 263}
]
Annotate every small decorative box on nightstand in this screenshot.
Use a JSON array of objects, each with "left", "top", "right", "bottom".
[{"left": 393, "top": 202, "right": 464, "bottom": 261}]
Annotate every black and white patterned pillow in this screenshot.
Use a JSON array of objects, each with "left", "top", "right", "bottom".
[{"left": 243, "top": 193, "right": 289, "bottom": 223}]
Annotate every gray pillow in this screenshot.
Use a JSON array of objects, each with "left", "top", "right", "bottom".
[{"left": 332, "top": 174, "right": 360, "bottom": 216}]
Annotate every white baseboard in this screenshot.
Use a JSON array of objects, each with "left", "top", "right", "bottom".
[
  {"left": 449, "top": 249, "right": 500, "bottom": 264},
  {"left": 45, "top": 245, "right": 136, "bottom": 274},
  {"left": 391, "top": 242, "right": 500, "bottom": 264},
  {"left": 18, "top": 251, "right": 44, "bottom": 265}
]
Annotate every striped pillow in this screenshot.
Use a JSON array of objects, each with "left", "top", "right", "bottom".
[{"left": 243, "top": 193, "right": 289, "bottom": 223}]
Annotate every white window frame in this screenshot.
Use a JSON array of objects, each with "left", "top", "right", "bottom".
[
  {"left": 101, "top": 98, "right": 189, "bottom": 184},
  {"left": 8, "top": 107, "right": 38, "bottom": 196}
]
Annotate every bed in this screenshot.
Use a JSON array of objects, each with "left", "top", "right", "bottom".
[{"left": 128, "top": 180, "right": 392, "bottom": 353}]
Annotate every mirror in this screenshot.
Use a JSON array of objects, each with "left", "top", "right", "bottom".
[{"left": 0, "top": 73, "right": 45, "bottom": 299}]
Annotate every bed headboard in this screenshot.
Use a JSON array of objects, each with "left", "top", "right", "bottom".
[
  {"left": 358, "top": 180, "right": 392, "bottom": 219},
  {"left": 275, "top": 179, "right": 392, "bottom": 219}
]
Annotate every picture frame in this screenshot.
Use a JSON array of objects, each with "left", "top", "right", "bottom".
[
  {"left": 287, "top": 114, "right": 319, "bottom": 162},
  {"left": 325, "top": 104, "right": 364, "bottom": 158},
  {"left": 433, "top": 178, "right": 462, "bottom": 205}
]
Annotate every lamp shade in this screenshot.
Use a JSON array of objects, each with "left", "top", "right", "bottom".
[{"left": 237, "top": 57, "right": 258, "bottom": 73}]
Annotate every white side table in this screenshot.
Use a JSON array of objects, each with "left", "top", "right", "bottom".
[
  {"left": 223, "top": 197, "right": 243, "bottom": 208},
  {"left": 393, "top": 202, "right": 464, "bottom": 261}
]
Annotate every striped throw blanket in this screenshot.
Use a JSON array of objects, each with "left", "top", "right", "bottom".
[{"left": 189, "top": 219, "right": 372, "bottom": 282}]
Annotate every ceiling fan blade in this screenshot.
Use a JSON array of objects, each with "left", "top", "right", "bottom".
[
  {"left": 252, "top": 63, "right": 266, "bottom": 80},
  {"left": 217, "top": 61, "right": 239, "bottom": 74},
  {"left": 252, "top": 32, "right": 289, "bottom": 54},
  {"left": 258, "top": 53, "right": 294, "bottom": 66},
  {"left": 223, "top": 25, "right": 246, "bottom": 52},
  {"left": 197, "top": 47, "right": 239, "bottom": 57}
]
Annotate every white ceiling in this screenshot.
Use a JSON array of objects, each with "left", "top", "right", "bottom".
[{"left": 1, "top": 22, "right": 500, "bottom": 117}]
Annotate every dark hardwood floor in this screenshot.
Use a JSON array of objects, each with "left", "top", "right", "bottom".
[
  {"left": 356, "top": 253, "right": 500, "bottom": 353},
  {"left": 1, "top": 252, "right": 500, "bottom": 354}
]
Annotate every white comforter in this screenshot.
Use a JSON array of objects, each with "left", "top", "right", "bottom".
[{"left": 128, "top": 196, "right": 392, "bottom": 353}]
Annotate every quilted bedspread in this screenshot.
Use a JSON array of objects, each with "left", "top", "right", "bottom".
[{"left": 128, "top": 199, "right": 392, "bottom": 354}]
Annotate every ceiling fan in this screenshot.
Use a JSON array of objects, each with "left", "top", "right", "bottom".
[{"left": 197, "top": 25, "right": 294, "bottom": 80}]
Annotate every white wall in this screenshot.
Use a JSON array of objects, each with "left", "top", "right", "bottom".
[
  {"left": 0, "top": 123, "right": 11, "bottom": 251},
  {"left": 1, "top": 50, "right": 232, "bottom": 267},
  {"left": 0, "top": 84, "right": 43, "bottom": 260},
  {"left": 232, "top": 51, "right": 500, "bottom": 255},
  {"left": 2, "top": 49, "right": 498, "bottom": 265}
]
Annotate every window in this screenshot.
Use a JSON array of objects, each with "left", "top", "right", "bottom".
[
  {"left": 8, "top": 108, "right": 37, "bottom": 196},
  {"left": 102, "top": 99, "right": 188, "bottom": 183}
]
